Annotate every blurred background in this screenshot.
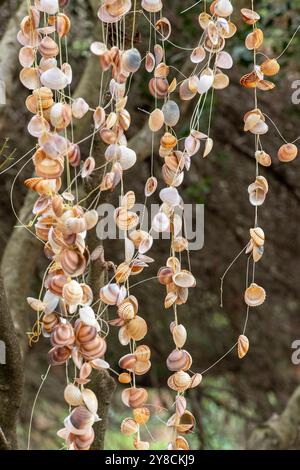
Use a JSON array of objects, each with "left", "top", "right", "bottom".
[{"left": 0, "top": 0, "right": 300, "bottom": 450}]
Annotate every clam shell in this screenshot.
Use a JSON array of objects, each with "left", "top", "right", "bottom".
[
  {"left": 39, "top": 35, "right": 59, "bottom": 58},
  {"left": 142, "top": 0, "right": 162, "bottom": 13},
  {"left": 179, "top": 77, "right": 198, "bottom": 101},
  {"left": 28, "top": 115, "right": 50, "bottom": 137},
  {"left": 159, "top": 187, "right": 180, "bottom": 207},
  {"left": 48, "top": 345, "right": 71, "bottom": 366},
  {"left": 162, "top": 100, "right": 180, "bottom": 127},
  {"left": 278, "top": 143, "right": 298, "bottom": 163},
  {"left": 166, "top": 349, "right": 192, "bottom": 372},
  {"left": 122, "top": 48, "right": 141, "bottom": 73},
  {"left": 250, "top": 227, "right": 265, "bottom": 247},
  {"left": 82, "top": 157, "right": 95, "bottom": 178},
  {"left": 118, "top": 372, "right": 132, "bottom": 384},
  {"left": 145, "top": 52, "right": 155, "bottom": 73},
  {"left": 190, "top": 46, "right": 206, "bottom": 64},
  {"left": 118, "top": 145, "right": 137, "bottom": 170},
  {"left": 155, "top": 17, "right": 171, "bottom": 41},
  {"left": 213, "top": 71, "right": 229, "bottom": 90},
  {"left": 173, "top": 270, "right": 196, "bottom": 288},
  {"left": 245, "top": 28, "right": 264, "bottom": 50},
  {"left": 149, "top": 77, "right": 169, "bottom": 99},
  {"left": 64, "top": 384, "right": 83, "bottom": 406},
  {"left": 56, "top": 12, "right": 71, "bottom": 38},
  {"left": 145, "top": 176, "right": 158, "bottom": 197},
  {"left": 69, "top": 405, "right": 94, "bottom": 434},
  {"left": 260, "top": 58, "right": 280, "bottom": 77},
  {"left": 238, "top": 335, "right": 249, "bottom": 359},
  {"left": 72, "top": 97, "right": 89, "bottom": 119},
  {"left": 149, "top": 108, "right": 164, "bottom": 132},
  {"left": 172, "top": 324, "right": 187, "bottom": 348},
  {"left": 135, "top": 345, "right": 151, "bottom": 362},
  {"left": 255, "top": 150, "right": 272, "bottom": 167},
  {"left": 19, "top": 46, "right": 35, "bottom": 68},
  {"left": 133, "top": 360, "right": 151, "bottom": 375},
  {"left": 189, "top": 373, "right": 203, "bottom": 388},
  {"left": 100, "top": 283, "right": 126, "bottom": 306},
  {"left": 63, "top": 280, "right": 83, "bottom": 306},
  {"left": 41, "top": 67, "right": 68, "bottom": 90},
  {"left": 81, "top": 388, "right": 98, "bottom": 415},
  {"left": 133, "top": 407, "right": 150, "bottom": 425},
  {"left": 244, "top": 283, "right": 266, "bottom": 307},
  {"left": 127, "top": 316, "right": 148, "bottom": 341},
  {"left": 215, "top": 51, "right": 233, "bottom": 69},
  {"left": 121, "top": 417, "right": 138, "bottom": 435},
  {"left": 20, "top": 67, "right": 40, "bottom": 90},
  {"left": 119, "top": 354, "right": 137, "bottom": 371},
  {"left": 198, "top": 12, "right": 211, "bottom": 29},
  {"left": 50, "top": 102, "right": 72, "bottom": 129},
  {"left": 36, "top": 0, "right": 59, "bottom": 15},
  {"left": 121, "top": 387, "right": 148, "bottom": 408},
  {"left": 168, "top": 371, "right": 191, "bottom": 392}
]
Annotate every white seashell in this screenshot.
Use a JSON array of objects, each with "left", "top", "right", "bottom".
[
  {"left": 198, "top": 69, "right": 214, "bottom": 94},
  {"left": 82, "top": 389, "right": 98, "bottom": 415},
  {"left": 72, "top": 98, "right": 89, "bottom": 119},
  {"left": 27, "top": 297, "right": 45, "bottom": 312},
  {"left": 19, "top": 46, "right": 35, "bottom": 68},
  {"left": 173, "top": 270, "right": 196, "bottom": 288},
  {"left": 162, "top": 100, "right": 180, "bottom": 127},
  {"left": 35, "top": 0, "right": 59, "bottom": 15},
  {"left": 214, "top": 0, "right": 233, "bottom": 17},
  {"left": 152, "top": 212, "right": 170, "bottom": 232},
  {"left": 159, "top": 187, "right": 181, "bottom": 207},
  {"left": 43, "top": 289, "right": 59, "bottom": 314},
  {"left": 28, "top": 114, "right": 50, "bottom": 137},
  {"left": 172, "top": 324, "right": 187, "bottom": 348},
  {"left": 122, "top": 48, "right": 141, "bottom": 73},
  {"left": 185, "top": 135, "right": 200, "bottom": 156},
  {"left": 118, "top": 146, "right": 137, "bottom": 170},
  {"left": 250, "top": 120, "right": 269, "bottom": 135},
  {"left": 203, "top": 137, "right": 213, "bottom": 157},
  {"left": 90, "top": 41, "right": 107, "bottom": 56},
  {"left": 64, "top": 384, "right": 82, "bottom": 406},
  {"left": 190, "top": 46, "right": 206, "bottom": 64},
  {"left": 100, "top": 284, "right": 127, "bottom": 306},
  {"left": 142, "top": 0, "right": 162, "bottom": 13},
  {"left": 216, "top": 51, "right": 233, "bottom": 69},
  {"left": 41, "top": 67, "right": 68, "bottom": 90},
  {"left": 79, "top": 306, "right": 99, "bottom": 331}
]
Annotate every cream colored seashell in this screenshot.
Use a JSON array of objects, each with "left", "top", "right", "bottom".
[
  {"left": 260, "top": 58, "right": 280, "bottom": 77},
  {"left": 122, "top": 48, "right": 141, "bottom": 73},
  {"left": 189, "top": 373, "right": 203, "bottom": 388},
  {"left": 250, "top": 227, "right": 265, "bottom": 247},
  {"left": 81, "top": 388, "right": 98, "bottom": 415},
  {"left": 119, "top": 326, "right": 131, "bottom": 346},
  {"left": 41, "top": 67, "right": 68, "bottom": 90},
  {"left": 27, "top": 297, "right": 45, "bottom": 312},
  {"left": 248, "top": 176, "right": 268, "bottom": 206},
  {"left": 133, "top": 407, "right": 150, "bottom": 425},
  {"left": 145, "top": 52, "right": 155, "bottom": 72},
  {"left": 207, "top": 21, "right": 219, "bottom": 46},
  {"left": 162, "top": 100, "right": 180, "bottom": 127},
  {"left": 90, "top": 41, "right": 107, "bottom": 55},
  {"left": 35, "top": 0, "right": 59, "bottom": 15},
  {"left": 164, "top": 292, "right": 177, "bottom": 309},
  {"left": 28, "top": 115, "right": 50, "bottom": 137},
  {"left": 155, "top": 16, "right": 171, "bottom": 41},
  {"left": 72, "top": 98, "right": 89, "bottom": 119},
  {"left": 63, "top": 280, "right": 83, "bottom": 306},
  {"left": 50, "top": 102, "right": 72, "bottom": 129},
  {"left": 198, "top": 12, "right": 211, "bottom": 29},
  {"left": 176, "top": 411, "right": 195, "bottom": 434},
  {"left": 171, "top": 237, "right": 188, "bottom": 253},
  {"left": 149, "top": 108, "right": 164, "bottom": 132},
  {"left": 166, "top": 349, "right": 192, "bottom": 372},
  {"left": 121, "top": 417, "right": 138, "bottom": 435},
  {"left": 64, "top": 384, "right": 83, "bottom": 406},
  {"left": 172, "top": 324, "right": 187, "bottom": 348},
  {"left": 142, "top": 0, "right": 162, "bottom": 13},
  {"left": 159, "top": 187, "right": 180, "bottom": 207},
  {"left": 214, "top": 0, "right": 233, "bottom": 17},
  {"left": 19, "top": 46, "right": 35, "bottom": 68},
  {"left": 241, "top": 8, "right": 260, "bottom": 25},
  {"left": 115, "top": 207, "right": 139, "bottom": 231},
  {"left": 106, "top": 111, "right": 117, "bottom": 129},
  {"left": 100, "top": 283, "right": 126, "bottom": 306},
  {"left": 168, "top": 371, "right": 191, "bottom": 392},
  {"left": 185, "top": 135, "right": 200, "bottom": 156},
  {"left": 82, "top": 157, "right": 95, "bottom": 178},
  {"left": 115, "top": 262, "right": 131, "bottom": 284},
  {"left": 255, "top": 150, "right": 272, "bottom": 167},
  {"left": 135, "top": 345, "right": 151, "bottom": 362},
  {"left": 190, "top": 46, "right": 206, "bottom": 64},
  {"left": 127, "top": 316, "right": 148, "bottom": 341},
  {"left": 238, "top": 335, "right": 249, "bottom": 359},
  {"left": 250, "top": 120, "right": 269, "bottom": 135},
  {"left": 152, "top": 211, "right": 170, "bottom": 232},
  {"left": 244, "top": 283, "right": 266, "bottom": 307},
  {"left": 39, "top": 36, "right": 59, "bottom": 58},
  {"left": 176, "top": 395, "right": 187, "bottom": 417},
  {"left": 84, "top": 210, "right": 99, "bottom": 230},
  {"left": 278, "top": 143, "right": 298, "bottom": 163},
  {"left": 79, "top": 306, "right": 99, "bottom": 330},
  {"left": 145, "top": 176, "right": 157, "bottom": 197},
  {"left": 173, "top": 270, "right": 196, "bottom": 288},
  {"left": 118, "top": 300, "right": 135, "bottom": 321},
  {"left": 245, "top": 28, "right": 264, "bottom": 50},
  {"left": 213, "top": 71, "right": 229, "bottom": 90},
  {"left": 179, "top": 77, "right": 198, "bottom": 101},
  {"left": 20, "top": 67, "right": 40, "bottom": 90},
  {"left": 134, "top": 360, "right": 151, "bottom": 376},
  {"left": 118, "top": 145, "right": 137, "bottom": 170},
  {"left": 198, "top": 69, "right": 214, "bottom": 94},
  {"left": 162, "top": 165, "right": 184, "bottom": 188},
  {"left": 66, "top": 216, "right": 87, "bottom": 234},
  {"left": 216, "top": 17, "right": 230, "bottom": 36}
]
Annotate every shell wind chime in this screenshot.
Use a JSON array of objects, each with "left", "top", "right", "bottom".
[{"left": 15, "top": 0, "right": 298, "bottom": 452}]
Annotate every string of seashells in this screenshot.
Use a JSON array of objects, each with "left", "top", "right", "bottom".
[{"left": 237, "top": 2, "right": 298, "bottom": 360}]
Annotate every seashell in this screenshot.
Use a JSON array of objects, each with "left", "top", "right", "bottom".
[
  {"left": 34, "top": 149, "right": 64, "bottom": 179},
  {"left": 64, "top": 384, "right": 83, "bottom": 406},
  {"left": 149, "top": 108, "right": 164, "bottom": 132},
  {"left": 248, "top": 176, "right": 268, "bottom": 206},
  {"left": 118, "top": 296, "right": 138, "bottom": 320},
  {"left": 184, "top": 135, "right": 200, "bottom": 157},
  {"left": 159, "top": 187, "right": 180, "bottom": 207},
  {"left": 115, "top": 207, "right": 139, "bottom": 231},
  {"left": 260, "top": 58, "right": 280, "bottom": 77},
  {"left": 134, "top": 440, "right": 150, "bottom": 450},
  {"left": 145, "top": 176, "right": 158, "bottom": 197},
  {"left": 106, "top": 111, "right": 117, "bottom": 129},
  {"left": 245, "top": 28, "right": 264, "bottom": 50},
  {"left": 133, "top": 360, "right": 151, "bottom": 376},
  {"left": 118, "top": 146, "right": 137, "bottom": 170},
  {"left": 189, "top": 373, "right": 203, "bottom": 389},
  {"left": 198, "top": 12, "right": 211, "bottom": 29},
  {"left": 168, "top": 78, "right": 177, "bottom": 94},
  {"left": 100, "top": 283, "right": 126, "bottom": 306},
  {"left": 39, "top": 36, "right": 59, "bottom": 58},
  {"left": 176, "top": 396, "right": 187, "bottom": 417},
  {"left": 214, "top": 0, "right": 233, "bottom": 17},
  {"left": 127, "top": 316, "right": 148, "bottom": 341},
  {"left": 119, "top": 354, "right": 137, "bottom": 371},
  {"left": 204, "top": 35, "right": 225, "bottom": 53},
  {"left": 50, "top": 102, "right": 72, "bottom": 129},
  {"left": 68, "top": 405, "right": 94, "bottom": 434},
  {"left": 118, "top": 108, "right": 131, "bottom": 131},
  {"left": 118, "top": 372, "right": 132, "bottom": 384},
  {"left": 81, "top": 389, "right": 98, "bottom": 415},
  {"left": 244, "top": 282, "right": 266, "bottom": 307},
  {"left": 121, "top": 418, "right": 138, "bottom": 435},
  {"left": 168, "top": 371, "right": 191, "bottom": 392},
  {"left": 160, "top": 132, "right": 177, "bottom": 149},
  {"left": 72, "top": 98, "right": 89, "bottom": 119},
  {"left": 172, "top": 436, "right": 189, "bottom": 450},
  {"left": 162, "top": 100, "right": 180, "bottom": 128},
  {"left": 241, "top": 8, "right": 260, "bottom": 25},
  {"left": 41, "top": 67, "right": 68, "bottom": 90},
  {"left": 145, "top": 52, "right": 155, "bottom": 73},
  {"left": 190, "top": 46, "right": 206, "bottom": 64},
  {"left": 172, "top": 237, "right": 188, "bottom": 253},
  {"left": 72, "top": 428, "right": 95, "bottom": 450},
  {"left": 164, "top": 292, "right": 177, "bottom": 309},
  {"left": 20, "top": 67, "right": 40, "bottom": 90},
  {"left": 82, "top": 157, "right": 95, "bottom": 178},
  {"left": 90, "top": 41, "right": 107, "bottom": 56},
  {"left": 48, "top": 345, "right": 71, "bottom": 366},
  {"left": 154, "top": 44, "right": 164, "bottom": 64},
  {"left": 67, "top": 143, "right": 81, "bottom": 168},
  {"left": 60, "top": 248, "right": 87, "bottom": 277},
  {"left": 155, "top": 17, "right": 171, "bottom": 41},
  {"left": 207, "top": 21, "right": 219, "bottom": 46},
  {"left": 142, "top": 0, "right": 162, "bottom": 13},
  {"left": 240, "top": 71, "right": 260, "bottom": 89},
  {"left": 158, "top": 266, "right": 173, "bottom": 286},
  {"left": 215, "top": 51, "right": 233, "bottom": 69},
  {"left": 25, "top": 177, "right": 60, "bottom": 195},
  {"left": 213, "top": 71, "right": 229, "bottom": 90},
  {"left": 179, "top": 77, "right": 198, "bottom": 101},
  {"left": 19, "top": 46, "right": 35, "bottom": 68},
  {"left": 135, "top": 345, "right": 151, "bottom": 362},
  {"left": 154, "top": 62, "right": 170, "bottom": 79},
  {"left": 56, "top": 12, "right": 71, "bottom": 38},
  {"left": 176, "top": 411, "right": 196, "bottom": 434},
  {"left": 166, "top": 349, "right": 192, "bottom": 372},
  {"left": 198, "top": 68, "right": 214, "bottom": 94},
  {"left": 27, "top": 296, "right": 45, "bottom": 312},
  {"left": 255, "top": 150, "right": 272, "bottom": 167},
  {"left": 63, "top": 280, "right": 83, "bottom": 306},
  {"left": 115, "top": 262, "right": 131, "bottom": 284},
  {"left": 278, "top": 143, "right": 298, "bottom": 163},
  {"left": 48, "top": 273, "right": 67, "bottom": 296},
  {"left": 39, "top": 57, "right": 57, "bottom": 72},
  {"left": 122, "top": 48, "right": 141, "bottom": 73},
  {"left": 42, "top": 312, "right": 59, "bottom": 334},
  {"left": 223, "top": 20, "right": 237, "bottom": 38},
  {"left": 238, "top": 335, "right": 249, "bottom": 359},
  {"left": 152, "top": 212, "right": 170, "bottom": 232},
  {"left": 79, "top": 306, "right": 99, "bottom": 329},
  {"left": 256, "top": 80, "right": 275, "bottom": 92},
  {"left": 250, "top": 227, "right": 265, "bottom": 247},
  {"left": 173, "top": 270, "right": 196, "bottom": 288},
  {"left": 172, "top": 324, "right": 187, "bottom": 348},
  {"left": 149, "top": 77, "right": 169, "bottom": 99},
  {"left": 35, "top": 215, "right": 56, "bottom": 241},
  {"left": 28, "top": 115, "right": 50, "bottom": 138},
  {"left": 133, "top": 407, "right": 150, "bottom": 425},
  {"left": 121, "top": 387, "right": 148, "bottom": 408},
  {"left": 36, "top": 0, "right": 59, "bottom": 15}
]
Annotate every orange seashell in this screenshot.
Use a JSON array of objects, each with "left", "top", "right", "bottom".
[
  {"left": 133, "top": 407, "right": 150, "bottom": 425},
  {"left": 33, "top": 148, "right": 64, "bottom": 179},
  {"left": 56, "top": 13, "right": 71, "bottom": 37},
  {"left": 260, "top": 58, "right": 280, "bottom": 76},
  {"left": 118, "top": 372, "right": 132, "bottom": 384},
  {"left": 134, "top": 345, "right": 151, "bottom": 362},
  {"left": 238, "top": 335, "right": 249, "bottom": 359},
  {"left": 35, "top": 215, "right": 56, "bottom": 241},
  {"left": 240, "top": 71, "right": 260, "bottom": 89},
  {"left": 127, "top": 316, "right": 148, "bottom": 341},
  {"left": 241, "top": 8, "right": 260, "bottom": 25},
  {"left": 24, "top": 177, "right": 61, "bottom": 195},
  {"left": 42, "top": 312, "right": 59, "bottom": 334},
  {"left": 245, "top": 28, "right": 264, "bottom": 50},
  {"left": 278, "top": 143, "right": 298, "bottom": 163}
]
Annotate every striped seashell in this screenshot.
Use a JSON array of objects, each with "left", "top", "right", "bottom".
[
  {"left": 35, "top": 215, "right": 56, "bottom": 241},
  {"left": 244, "top": 283, "right": 266, "bottom": 307},
  {"left": 60, "top": 248, "right": 87, "bottom": 277},
  {"left": 24, "top": 177, "right": 61, "bottom": 195},
  {"left": 118, "top": 299, "right": 136, "bottom": 321},
  {"left": 33, "top": 148, "right": 64, "bottom": 179},
  {"left": 148, "top": 77, "right": 169, "bottom": 99},
  {"left": 166, "top": 349, "right": 192, "bottom": 372},
  {"left": 48, "top": 345, "right": 71, "bottom": 366},
  {"left": 100, "top": 283, "right": 127, "bottom": 306},
  {"left": 42, "top": 312, "right": 59, "bottom": 334},
  {"left": 68, "top": 405, "right": 95, "bottom": 434},
  {"left": 119, "top": 354, "right": 137, "bottom": 371},
  {"left": 278, "top": 143, "right": 298, "bottom": 163},
  {"left": 127, "top": 316, "right": 148, "bottom": 341},
  {"left": 72, "top": 428, "right": 95, "bottom": 450},
  {"left": 51, "top": 322, "right": 75, "bottom": 347},
  {"left": 80, "top": 284, "right": 93, "bottom": 306},
  {"left": 80, "top": 335, "right": 107, "bottom": 361},
  {"left": 63, "top": 280, "right": 83, "bottom": 306},
  {"left": 167, "top": 371, "right": 191, "bottom": 392},
  {"left": 39, "top": 36, "right": 59, "bottom": 58},
  {"left": 121, "top": 387, "right": 148, "bottom": 409},
  {"left": 121, "top": 417, "right": 138, "bottom": 436},
  {"left": 134, "top": 345, "right": 151, "bottom": 363},
  {"left": 133, "top": 360, "right": 151, "bottom": 376},
  {"left": 48, "top": 273, "right": 67, "bottom": 296}
]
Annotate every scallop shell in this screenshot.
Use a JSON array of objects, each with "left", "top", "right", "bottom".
[
  {"left": 238, "top": 335, "right": 249, "bottom": 359},
  {"left": 149, "top": 108, "right": 164, "bottom": 132},
  {"left": 133, "top": 407, "right": 150, "bottom": 425},
  {"left": 241, "top": 8, "right": 260, "bottom": 25},
  {"left": 100, "top": 283, "right": 127, "bottom": 306},
  {"left": 41, "top": 67, "right": 68, "bottom": 90},
  {"left": 133, "top": 360, "right": 151, "bottom": 376},
  {"left": 244, "top": 283, "right": 266, "bottom": 307},
  {"left": 72, "top": 428, "right": 95, "bottom": 450},
  {"left": 255, "top": 150, "right": 272, "bottom": 167},
  {"left": 64, "top": 384, "right": 83, "bottom": 406},
  {"left": 245, "top": 28, "right": 264, "bottom": 50},
  {"left": 60, "top": 248, "right": 87, "bottom": 277},
  {"left": 42, "top": 312, "right": 59, "bottom": 334},
  {"left": 142, "top": 0, "right": 162, "bottom": 13},
  {"left": 121, "top": 418, "right": 138, "bottom": 435},
  {"left": 173, "top": 270, "right": 196, "bottom": 288},
  {"left": 121, "top": 387, "right": 148, "bottom": 409},
  {"left": 172, "top": 324, "right": 187, "bottom": 348},
  {"left": 278, "top": 143, "right": 298, "bottom": 163},
  {"left": 127, "top": 316, "right": 148, "bottom": 341},
  {"left": 166, "top": 349, "right": 192, "bottom": 372}
]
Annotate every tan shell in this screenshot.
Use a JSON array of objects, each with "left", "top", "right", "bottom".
[
  {"left": 133, "top": 407, "right": 150, "bottom": 425},
  {"left": 245, "top": 28, "right": 264, "bottom": 50},
  {"left": 250, "top": 227, "right": 265, "bottom": 247},
  {"left": 121, "top": 387, "right": 148, "bottom": 408},
  {"left": 189, "top": 373, "right": 203, "bottom": 389},
  {"left": 168, "top": 371, "right": 191, "bottom": 392},
  {"left": 127, "top": 316, "right": 148, "bottom": 341},
  {"left": 81, "top": 388, "right": 98, "bottom": 415},
  {"left": 260, "top": 58, "right": 280, "bottom": 76},
  {"left": 244, "top": 283, "right": 266, "bottom": 307},
  {"left": 255, "top": 150, "right": 272, "bottom": 167},
  {"left": 166, "top": 349, "right": 192, "bottom": 372},
  {"left": 173, "top": 436, "right": 189, "bottom": 450},
  {"left": 121, "top": 417, "right": 138, "bottom": 435},
  {"left": 119, "top": 353, "right": 137, "bottom": 371},
  {"left": 241, "top": 8, "right": 260, "bottom": 25},
  {"left": 172, "top": 324, "right": 187, "bottom": 348},
  {"left": 42, "top": 312, "right": 59, "bottom": 334},
  {"left": 64, "top": 384, "right": 83, "bottom": 407},
  {"left": 171, "top": 237, "right": 188, "bottom": 253},
  {"left": 145, "top": 176, "right": 158, "bottom": 197},
  {"left": 133, "top": 360, "right": 151, "bottom": 376},
  {"left": 173, "top": 270, "right": 196, "bottom": 288},
  {"left": 134, "top": 345, "right": 151, "bottom": 362},
  {"left": 238, "top": 335, "right": 249, "bottom": 359},
  {"left": 278, "top": 143, "right": 298, "bottom": 163},
  {"left": 176, "top": 411, "right": 195, "bottom": 434}
]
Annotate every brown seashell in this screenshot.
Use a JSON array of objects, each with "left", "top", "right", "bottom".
[
  {"left": 60, "top": 248, "right": 87, "bottom": 277},
  {"left": 56, "top": 13, "right": 71, "bottom": 37},
  {"left": 118, "top": 372, "right": 132, "bottom": 384},
  {"left": 260, "top": 58, "right": 280, "bottom": 76},
  {"left": 118, "top": 299, "right": 136, "bottom": 321},
  {"left": 73, "top": 428, "right": 95, "bottom": 450},
  {"left": 33, "top": 148, "right": 64, "bottom": 179},
  {"left": 148, "top": 77, "right": 169, "bottom": 99},
  {"left": 51, "top": 322, "right": 75, "bottom": 347},
  {"left": 39, "top": 36, "right": 59, "bottom": 58},
  {"left": 134, "top": 345, "right": 151, "bottom": 362},
  {"left": 48, "top": 345, "right": 71, "bottom": 365},
  {"left": 133, "top": 407, "right": 150, "bottom": 425},
  {"left": 176, "top": 411, "right": 195, "bottom": 434},
  {"left": 168, "top": 371, "right": 191, "bottom": 392},
  {"left": 119, "top": 353, "right": 137, "bottom": 371},
  {"left": 35, "top": 215, "right": 56, "bottom": 241},
  {"left": 166, "top": 349, "right": 192, "bottom": 372},
  {"left": 121, "top": 417, "right": 138, "bottom": 435},
  {"left": 127, "top": 316, "right": 148, "bottom": 341},
  {"left": 255, "top": 150, "right": 272, "bottom": 167},
  {"left": 42, "top": 312, "right": 59, "bottom": 334},
  {"left": 133, "top": 360, "right": 151, "bottom": 376},
  {"left": 278, "top": 143, "right": 298, "bottom": 163},
  {"left": 173, "top": 436, "right": 189, "bottom": 450},
  {"left": 245, "top": 28, "right": 264, "bottom": 50},
  {"left": 160, "top": 132, "right": 177, "bottom": 149},
  {"left": 241, "top": 8, "right": 260, "bottom": 25},
  {"left": 244, "top": 282, "right": 266, "bottom": 307},
  {"left": 238, "top": 335, "right": 249, "bottom": 359},
  {"left": 240, "top": 71, "right": 260, "bottom": 89},
  {"left": 69, "top": 405, "right": 94, "bottom": 433},
  {"left": 121, "top": 387, "right": 148, "bottom": 409}
]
